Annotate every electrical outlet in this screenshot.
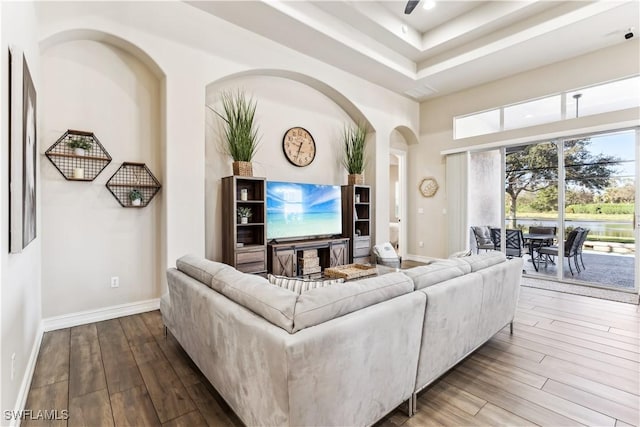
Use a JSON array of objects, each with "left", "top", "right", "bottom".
[
  {"left": 419, "top": 241, "right": 424, "bottom": 248},
  {"left": 11, "top": 353, "right": 16, "bottom": 381},
  {"left": 110, "top": 277, "right": 119, "bottom": 288}
]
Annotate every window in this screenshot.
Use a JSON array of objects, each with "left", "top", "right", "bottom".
[
  {"left": 453, "top": 76, "right": 639, "bottom": 140},
  {"left": 454, "top": 109, "right": 500, "bottom": 139},
  {"left": 504, "top": 95, "right": 561, "bottom": 130}
]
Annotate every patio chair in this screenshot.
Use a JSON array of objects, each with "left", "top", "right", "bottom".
[
  {"left": 575, "top": 228, "right": 590, "bottom": 270},
  {"left": 471, "top": 226, "right": 496, "bottom": 253},
  {"left": 537, "top": 228, "right": 583, "bottom": 275},
  {"left": 490, "top": 228, "right": 524, "bottom": 257},
  {"left": 505, "top": 229, "right": 525, "bottom": 257}
]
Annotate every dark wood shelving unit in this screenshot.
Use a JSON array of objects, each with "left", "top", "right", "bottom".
[
  {"left": 221, "top": 176, "right": 267, "bottom": 274},
  {"left": 342, "top": 185, "right": 372, "bottom": 264}
]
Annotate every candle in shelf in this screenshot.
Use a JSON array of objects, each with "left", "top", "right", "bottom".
[
  {"left": 240, "top": 188, "right": 248, "bottom": 201},
  {"left": 73, "top": 168, "right": 85, "bottom": 179}
]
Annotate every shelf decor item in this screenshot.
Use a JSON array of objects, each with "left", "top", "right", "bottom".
[
  {"left": 212, "top": 90, "right": 261, "bottom": 177},
  {"left": 341, "top": 123, "right": 367, "bottom": 185},
  {"left": 45, "top": 129, "right": 112, "bottom": 181},
  {"left": 66, "top": 134, "right": 93, "bottom": 156},
  {"left": 237, "top": 206, "right": 252, "bottom": 224},
  {"left": 105, "top": 162, "right": 161, "bottom": 208},
  {"left": 129, "top": 189, "right": 143, "bottom": 206}
]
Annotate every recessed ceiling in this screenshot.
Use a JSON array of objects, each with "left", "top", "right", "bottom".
[{"left": 188, "top": 0, "right": 640, "bottom": 101}]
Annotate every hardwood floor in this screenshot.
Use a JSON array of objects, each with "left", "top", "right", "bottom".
[{"left": 23, "top": 286, "right": 639, "bottom": 426}]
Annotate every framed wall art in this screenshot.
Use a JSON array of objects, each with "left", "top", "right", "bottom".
[{"left": 22, "top": 54, "right": 37, "bottom": 249}]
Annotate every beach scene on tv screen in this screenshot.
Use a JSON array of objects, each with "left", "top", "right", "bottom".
[{"left": 267, "top": 181, "right": 342, "bottom": 240}]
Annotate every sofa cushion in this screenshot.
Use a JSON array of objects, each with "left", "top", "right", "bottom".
[
  {"left": 212, "top": 268, "right": 298, "bottom": 332},
  {"left": 267, "top": 274, "right": 344, "bottom": 294},
  {"left": 403, "top": 259, "right": 471, "bottom": 290},
  {"left": 459, "top": 252, "right": 506, "bottom": 272},
  {"left": 292, "top": 272, "right": 413, "bottom": 333},
  {"left": 176, "top": 254, "right": 232, "bottom": 288}
]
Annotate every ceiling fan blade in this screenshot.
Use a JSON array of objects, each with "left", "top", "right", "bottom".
[{"left": 404, "top": 0, "right": 420, "bottom": 14}]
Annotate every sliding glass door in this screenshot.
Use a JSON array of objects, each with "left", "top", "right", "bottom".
[
  {"left": 505, "top": 141, "right": 559, "bottom": 278},
  {"left": 562, "top": 130, "right": 636, "bottom": 290},
  {"left": 502, "top": 129, "right": 637, "bottom": 292}
]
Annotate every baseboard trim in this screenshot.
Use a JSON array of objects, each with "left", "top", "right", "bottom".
[
  {"left": 41, "top": 298, "right": 160, "bottom": 332},
  {"left": 11, "top": 323, "right": 44, "bottom": 427}
]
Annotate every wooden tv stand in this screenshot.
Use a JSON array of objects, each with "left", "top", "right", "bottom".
[{"left": 267, "top": 237, "right": 349, "bottom": 277}]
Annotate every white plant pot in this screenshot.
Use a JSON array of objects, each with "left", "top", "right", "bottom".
[
  {"left": 240, "top": 217, "right": 248, "bottom": 224},
  {"left": 132, "top": 199, "right": 142, "bottom": 206},
  {"left": 74, "top": 147, "right": 86, "bottom": 156}
]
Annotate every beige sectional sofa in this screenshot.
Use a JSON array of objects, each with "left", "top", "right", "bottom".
[{"left": 160, "top": 251, "right": 522, "bottom": 426}]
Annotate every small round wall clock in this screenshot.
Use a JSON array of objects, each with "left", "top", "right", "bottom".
[
  {"left": 282, "top": 127, "right": 316, "bottom": 167},
  {"left": 419, "top": 177, "right": 439, "bottom": 197}
]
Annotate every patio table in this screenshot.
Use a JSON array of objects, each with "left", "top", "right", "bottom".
[{"left": 523, "top": 233, "right": 556, "bottom": 271}]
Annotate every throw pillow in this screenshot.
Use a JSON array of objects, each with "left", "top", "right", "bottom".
[{"left": 267, "top": 274, "right": 344, "bottom": 294}]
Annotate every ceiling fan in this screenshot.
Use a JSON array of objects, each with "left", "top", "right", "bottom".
[{"left": 404, "top": 0, "right": 420, "bottom": 14}]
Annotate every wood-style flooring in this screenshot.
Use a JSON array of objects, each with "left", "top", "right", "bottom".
[{"left": 24, "top": 286, "right": 639, "bottom": 426}]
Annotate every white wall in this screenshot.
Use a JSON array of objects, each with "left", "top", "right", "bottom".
[
  {"left": 0, "top": 1, "right": 41, "bottom": 417},
  {"left": 415, "top": 40, "right": 640, "bottom": 258},
  {"left": 36, "top": 2, "right": 418, "bottom": 313},
  {"left": 40, "top": 39, "right": 163, "bottom": 317}
]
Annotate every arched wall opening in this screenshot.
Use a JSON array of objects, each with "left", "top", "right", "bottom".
[
  {"left": 204, "top": 71, "right": 376, "bottom": 260},
  {"left": 386, "top": 126, "right": 418, "bottom": 255},
  {"left": 39, "top": 32, "right": 166, "bottom": 317}
]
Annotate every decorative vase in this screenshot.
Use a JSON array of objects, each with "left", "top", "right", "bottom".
[
  {"left": 132, "top": 199, "right": 142, "bottom": 207},
  {"left": 348, "top": 174, "right": 364, "bottom": 185},
  {"left": 240, "top": 188, "right": 248, "bottom": 201},
  {"left": 74, "top": 147, "right": 86, "bottom": 156},
  {"left": 233, "top": 161, "right": 253, "bottom": 177},
  {"left": 240, "top": 217, "right": 248, "bottom": 224}
]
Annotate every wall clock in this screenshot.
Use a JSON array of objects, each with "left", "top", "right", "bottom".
[
  {"left": 282, "top": 127, "right": 316, "bottom": 167},
  {"left": 419, "top": 177, "right": 439, "bottom": 197}
]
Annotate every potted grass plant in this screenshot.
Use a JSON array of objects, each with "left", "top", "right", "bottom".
[
  {"left": 214, "top": 90, "right": 260, "bottom": 176},
  {"left": 341, "top": 123, "right": 367, "bottom": 185}
]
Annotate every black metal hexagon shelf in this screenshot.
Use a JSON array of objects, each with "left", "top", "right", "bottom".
[
  {"left": 106, "top": 162, "right": 161, "bottom": 208},
  {"left": 45, "top": 129, "right": 112, "bottom": 181}
]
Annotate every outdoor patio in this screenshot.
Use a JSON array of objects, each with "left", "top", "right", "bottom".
[{"left": 521, "top": 250, "right": 635, "bottom": 290}]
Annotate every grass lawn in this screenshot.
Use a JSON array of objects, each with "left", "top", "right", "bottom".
[{"left": 514, "top": 211, "right": 633, "bottom": 222}]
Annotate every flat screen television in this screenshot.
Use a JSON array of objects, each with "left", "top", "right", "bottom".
[{"left": 266, "top": 181, "right": 342, "bottom": 241}]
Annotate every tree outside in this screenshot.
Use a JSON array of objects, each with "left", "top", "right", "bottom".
[{"left": 505, "top": 139, "right": 628, "bottom": 230}]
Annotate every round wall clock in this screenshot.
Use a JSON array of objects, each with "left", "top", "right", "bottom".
[
  {"left": 419, "top": 177, "right": 439, "bottom": 197},
  {"left": 282, "top": 127, "right": 316, "bottom": 167}
]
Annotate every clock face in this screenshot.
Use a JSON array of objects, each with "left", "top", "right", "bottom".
[{"left": 283, "top": 127, "right": 316, "bottom": 167}]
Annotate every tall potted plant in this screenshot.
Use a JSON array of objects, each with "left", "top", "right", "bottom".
[
  {"left": 214, "top": 90, "right": 260, "bottom": 176},
  {"left": 341, "top": 123, "right": 367, "bottom": 185}
]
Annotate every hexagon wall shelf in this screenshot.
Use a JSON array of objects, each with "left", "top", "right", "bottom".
[
  {"left": 45, "top": 129, "right": 112, "bottom": 181},
  {"left": 106, "top": 162, "right": 161, "bottom": 208}
]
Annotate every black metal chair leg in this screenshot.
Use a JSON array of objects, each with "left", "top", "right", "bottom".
[
  {"left": 568, "top": 257, "right": 574, "bottom": 275},
  {"left": 580, "top": 253, "right": 586, "bottom": 270}
]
